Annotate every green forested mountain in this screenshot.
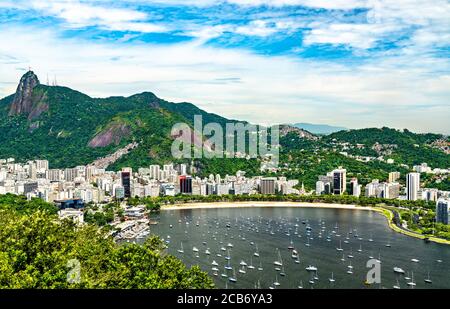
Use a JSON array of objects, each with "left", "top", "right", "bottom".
[
  {"left": 0, "top": 71, "right": 237, "bottom": 169},
  {"left": 0, "top": 71, "right": 448, "bottom": 190}
]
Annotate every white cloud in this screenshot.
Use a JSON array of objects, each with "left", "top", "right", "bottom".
[
  {"left": 29, "top": 0, "right": 168, "bottom": 32},
  {"left": 0, "top": 26, "right": 448, "bottom": 133}
]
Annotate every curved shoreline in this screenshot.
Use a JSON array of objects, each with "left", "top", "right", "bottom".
[{"left": 161, "top": 201, "right": 450, "bottom": 245}]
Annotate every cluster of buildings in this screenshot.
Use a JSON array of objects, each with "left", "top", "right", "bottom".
[
  {"left": 315, "top": 167, "right": 449, "bottom": 225},
  {"left": 0, "top": 158, "right": 300, "bottom": 206},
  {"left": 1, "top": 157, "right": 448, "bottom": 226}
]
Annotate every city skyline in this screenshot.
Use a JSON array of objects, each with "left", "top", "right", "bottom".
[{"left": 0, "top": 0, "right": 449, "bottom": 134}]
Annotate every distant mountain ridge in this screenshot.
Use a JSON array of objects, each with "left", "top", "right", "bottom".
[{"left": 292, "top": 122, "right": 347, "bottom": 135}]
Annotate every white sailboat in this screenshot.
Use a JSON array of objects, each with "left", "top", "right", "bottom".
[
  {"left": 407, "top": 272, "right": 416, "bottom": 288},
  {"left": 177, "top": 242, "right": 184, "bottom": 254},
  {"left": 424, "top": 271, "right": 432, "bottom": 284},
  {"left": 336, "top": 240, "right": 343, "bottom": 251},
  {"left": 329, "top": 272, "right": 335, "bottom": 283},
  {"left": 273, "top": 248, "right": 283, "bottom": 266},
  {"left": 228, "top": 270, "right": 237, "bottom": 283},
  {"left": 248, "top": 257, "right": 255, "bottom": 270},
  {"left": 254, "top": 244, "right": 260, "bottom": 257}
]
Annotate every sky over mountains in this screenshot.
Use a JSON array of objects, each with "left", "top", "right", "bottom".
[{"left": 0, "top": 0, "right": 449, "bottom": 133}]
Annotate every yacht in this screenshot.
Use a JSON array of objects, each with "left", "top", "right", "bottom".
[
  {"left": 336, "top": 240, "right": 343, "bottom": 251},
  {"left": 329, "top": 272, "right": 335, "bottom": 283},
  {"left": 273, "top": 249, "right": 283, "bottom": 266},
  {"left": 407, "top": 272, "right": 416, "bottom": 287},
  {"left": 393, "top": 267, "right": 405, "bottom": 274},
  {"left": 177, "top": 242, "right": 184, "bottom": 254},
  {"left": 228, "top": 270, "right": 237, "bottom": 283},
  {"left": 424, "top": 271, "right": 432, "bottom": 284},
  {"left": 192, "top": 246, "right": 199, "bottom": 253},
  {"left": 291, "top": 249, "right": 299, "bottom": 259},
  {"left": 393, "top": 279, "right": 401, "bottom": 289},
  {"left": 248, "top": 257, "right": 255, "bottom": 270},
  {"left": 273, "top": 275, "right": 281, "bottom": 287},
  {"left": 306, "top": 265, "right": 318, "bottom": 272}
]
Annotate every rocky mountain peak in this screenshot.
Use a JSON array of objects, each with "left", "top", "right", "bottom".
[{"left": 9, "top": 70, "right": 40, "bottom": 116}]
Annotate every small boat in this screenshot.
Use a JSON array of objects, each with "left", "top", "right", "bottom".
[
  {"left": 177, "top": 242, "right": 184, "bottom": 254},
  {"left": 248, "top": 257, "right": 255, "bottom": 270},
  {"left": 424, "top": 271, "right": 432, "bottom": 284},
  {"left": 238, "top": 266, "right": 246, "bottom": 274},
  {"left": 407, "top": 272, "right": 416, "bottom": 287},
  {"left": 227, "top": 243, "right": 233, "bottom": 248},
  {"left": 273, "top": 275, "right": 281, "bottom": 287},
  {"left": 306, "top": 265, "right": 317, "bottom": 272},
  {"left": 336, "top": 240, "right": 343, "bottom": 251},
  {"left": 254, "top": 245, "right": 260, "bottom": 257},
  {"left": 313, "top": 270, "right": 319, "bottom": 281},
  {"left": 205, "top": 249, "right": 211, "bottom": 255},
  {"left": 280, "top": 266, "right": 286, "bottom": 277},
  {"left": 224, "top": 260, "right": 233, "bottom": 270},
  {"left": 273, "top": 249, "right": 283, "bottom": 266},
  {"left": 298, "top": 280, "right": 304, "bottom": 289},
  {"left": 192, "top": 246, "right": 199, "bottom": 253},
  {"left": 258, "top": 260, "right": 263, "bottom": 271},
  {"left": 291, "top": 249, "right": 299, "bottom": 259},
  {"left": 212, "top": 260, "right": 219, "bottom": 266},
  {"left": 393, "top": 267, "right": 405, "bottom": 274},
  {"left": 357, "top": 244, "right": 362, "bottom": 253},
  {"left": 329, "top": 272, "right": 335, "bottom": 283},
  {"left": 393, "top": 279, "right": 401, "bottom": 289},
  {"left": 347, "top": 248, "right": 354, "bottom": 259},
  {"left": 288, "top": 240, "right": 294, "bottom": 250},
  {"left": 385, "top": 240, "right": 391, "bottom": 248},
  {"left": 411, "top": 258, "right": 419, "bottom": 263},
  {"left": 228, "top": 270, "right": 237, "bottom": 283}
]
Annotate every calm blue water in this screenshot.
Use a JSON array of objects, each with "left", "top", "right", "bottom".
[{"left": 147, "top": 207, "right": 450, "bottom": 289}]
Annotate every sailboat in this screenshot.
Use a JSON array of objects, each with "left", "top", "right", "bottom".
[
  {"left": 305, "top": 237, "right": 310, "bottom": 247},
  {"left": 329, "top": 272, "right": 335, "bottom": 283},
  {"left": 228, "top": 270, "right": 237, "bottom": 283},
  {"left": 347, "top": 261, "right": 353, "bottom": 274},
  {"left": 258, "top": 260, "right": 263, "bottom": 271},
  {"left": 273, "top": 248, "right": 283, "bottom": 266},
  {"left": 254, "top": 244, "right": 260, "bottom": 257},
  {"left": 248, "top": 257, "right": 255, "bottom": 270},
  {"left": 340, "top": 252, "right": 346, "bottom": 262},
  {"left": 313, "top": 270, "right": 319, "bottom": 281},
  {"left": 407, "top": 272, "right": 416, "bottom": 288},
  {"left": 273, "top": 274, "right": 281, "bottom": 287},
  {"left": 357, "top": 244, "right": 362, "bottom": 253},
  {"left": 424, "top": 271, "right": 432, "bottom": 284},
  {"left": 336, "top": 240, "right": 343, "bottom": 251},
  {"left": 177, "top": 242, "right": 184, "bottom": 254},
  {"left": 298, "top": 280, "right": 304, "bottom": 289},
  {"left": 347, "top": 248, "right": 354, "bottom": 258},
  {"left": 288, "top": 239, "right": 294, "bottom": 250},
  {"left": 280, "top": 265, "right": 286, "bottom": 277},
  {"left": 224, "top": 259, "right": 233, "bottom": 270},
  {"left": 393, "top": 278, "right": 401, "bottom": 289}
]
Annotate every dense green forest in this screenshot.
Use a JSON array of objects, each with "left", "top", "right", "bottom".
[{"left": 0, "top": 194, "right": 213, "bottom": 288}]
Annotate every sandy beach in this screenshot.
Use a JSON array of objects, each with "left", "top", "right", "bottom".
[{"left": 162, "top": 201, "right": 375, "bottom": 211}]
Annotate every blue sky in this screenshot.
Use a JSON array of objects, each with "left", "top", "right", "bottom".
[{"left": 0, "top": 0, "right": 449, "bottom": 133}]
